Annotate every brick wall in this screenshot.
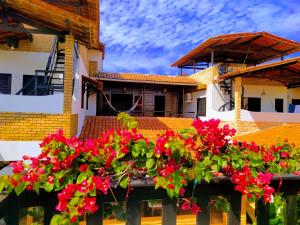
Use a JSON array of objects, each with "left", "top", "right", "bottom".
[
  {"left": 63, "top": 35, "right": 75, "bottom": 113},
  {"left": 0, "top": 113, "right": 78, "bottom": 141}
]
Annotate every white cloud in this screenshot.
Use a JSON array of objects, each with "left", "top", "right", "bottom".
[{"left": 100, "top": 0, "right": 300, "bottom": 74}]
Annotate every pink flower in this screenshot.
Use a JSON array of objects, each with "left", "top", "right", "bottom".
[{"left": 181, "top": 202, "right": 191, "bottom": 211}]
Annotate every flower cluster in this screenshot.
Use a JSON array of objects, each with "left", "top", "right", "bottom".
[{"left": 1, "top": 113, "right": 299, "bottom": 224}]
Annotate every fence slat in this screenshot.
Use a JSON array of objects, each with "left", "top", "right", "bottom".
[
  {"left": 228, "top": 193, "right": 242, "bottom": 225},
  {"left": 162, "top": 198, "right": 177, "bottom": 225},
  {"left": 87, "top": 201, "right": 103, "bottom": 225},
  {"left": 4, "top": 195, "right": 19, "bottom": 225},
  {"left": 286, "top": 195, "right": 297, "bottom": 225},
  {"left": 196, "top": 195, "right": 210, "bottom": 225},
  {"left": 126, "top": 199, "right": 141, "bottom": 225},
  {"left": 256, "top": 199, "right": 269, "bottom": 225}
]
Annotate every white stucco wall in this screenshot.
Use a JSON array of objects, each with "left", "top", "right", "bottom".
[
  {"left": 0, "top": 93, "right": 63, "bottom": 113},
  {"left": 183, "top": 90, "right": 206, "bottom": 118},
  {"left": 72, "top": 45, "right": 101, "bottom": 135},
  {"left": 0, "top": 141, "right": 40, "bottom": 161},
  {"left": 0, "top": 50, "right": 49, "bottom": 94},
  {"left": 243, "top": 85, "right": 288, "bottom": 112}
]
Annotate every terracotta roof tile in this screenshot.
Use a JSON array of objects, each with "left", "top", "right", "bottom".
[
  {"left": 97, "top": 72, "right": 198, "bottom": 86},
  {"left": 234, "top": 123, "right": 300, "bottom": 147},
  {"left": 80, "top": 116, "right": 194, "bottom": 140}
]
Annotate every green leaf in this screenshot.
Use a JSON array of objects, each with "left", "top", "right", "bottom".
[
  {"left": 44, "top": 182, "right": 54, "bottom": 192},
  {"left": 146, "top": 159, "right": 154, "bottom": 169},
  {"left": 204, "top": 172, "right": 212, "bottom": 183},
  {"left": 120, "top": 176, "right": 129, "bottom": 189},
  {"left": 50, "top": 214, "right": 62, "bottom": 225},
  {"left": 15, "top": 182, "right": 26, "bottom": 196},
  {"left": 33, "top": 182, "right": 40, "bottom": 195},
  {"left": 132, "top": 144, "right": 140, "bottom": 158},
  {"left": 77, "top": 172, "right": 87, "bottom": 184},
  {"left": 146, "top": 150, "right": 153, "bottom": 158}
]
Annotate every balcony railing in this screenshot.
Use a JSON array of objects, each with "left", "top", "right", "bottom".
[{"left": 0, "top": 174, "right": 298, "bottom": 225}]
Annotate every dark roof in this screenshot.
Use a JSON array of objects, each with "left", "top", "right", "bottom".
[
  {"left": 218, "top": 57, "right": 300, "bottom": 88},
  {"left": 172, "top": 32, "right": 300, "bottom": 67}
]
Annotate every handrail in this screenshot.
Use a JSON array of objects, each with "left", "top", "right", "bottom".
[
  {"left": 15, "top": 77, "right": 35, "bottom": 95},
  {"left": 218, "top": 101, "right": 234, "bottom": 112}
]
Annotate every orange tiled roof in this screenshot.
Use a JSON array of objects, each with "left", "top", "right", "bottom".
[
  {"left": 234, "top": 123, "right": 300, "bottom": 147},
  {"left": 97, "top": 72, "right": 198, "bottom": 86},
  {"left": 218, "top": 57, "right": 300, "bottom": 87},
  {"left": 172, "top": 32, "right": 300, "bottom": 66},
  {"left": 80, "top": 116, "right": 194, "bottom": 140}
]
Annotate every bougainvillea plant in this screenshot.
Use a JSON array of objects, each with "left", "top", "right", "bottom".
[{"left": 0, "top": 112, "right": 299, "bottom": 225}]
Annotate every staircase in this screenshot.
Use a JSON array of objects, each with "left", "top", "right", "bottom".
[
  {"left": 16, "top": 37, "right": 65, "bottom": 95},
  {"left": 219, "top": 79, "right": 234, "bottom": 112}
]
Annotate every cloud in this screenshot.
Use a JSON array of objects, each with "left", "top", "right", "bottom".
[{"left": 100, "top": 0, "right": 300, "bottom": 74}]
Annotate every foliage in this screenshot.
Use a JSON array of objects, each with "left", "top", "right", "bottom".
[
  {"left": 0, "top": 113, "right": 299, "bottom": 224},
  {"left": 269, "top": 194, "right": 285, "bottom": 225}
]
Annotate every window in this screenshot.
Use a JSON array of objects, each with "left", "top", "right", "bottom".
[
  {"left": 275, "top": 99, "right": 284, "bottom": 112},
  {"left": 22, "top": 75, "right": 46, "bottom": 95},
  {"left": 247, "top": 97, "right": 261, "bottom": 112},
  {"left": 197, "top": 98, "right": 206, "bottom": 117},
  {"left": 0, "top": 74, "right": 12, "bottom": 94}
]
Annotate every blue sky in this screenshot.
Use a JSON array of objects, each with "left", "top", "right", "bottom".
[{"left": 100, "top": 0, "right": 300, "bottom": 75}]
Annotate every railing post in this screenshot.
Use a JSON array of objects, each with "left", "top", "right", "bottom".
[
  {"left": 43, "top": 194, "right": 57, "bottom": 225},
  {"left": 228, "top": 193, "right": 242, "bottom": 225},
  {"left": 256, "top": 199, "right": 270, "bottom": 225},
  {"left": 285, "top": 195, "right": 297, "bottom": 225},
  {"left": 87, "top": 200, "right": 103, "bottom": 225},
  {"left": 4, "top": 194, "right": 19, "bottom": 225},
  {"left": 126, "top": 198, "right": 141, "bottom": 225},
  {"left": 162, "top": 198, "right": 177, "bottom": 225},
  {"left": 196, "top": 195, "right": 210, "bottom": 225},
  {"left": 34, "top": 74, "right": 38, "bottom": 96}
]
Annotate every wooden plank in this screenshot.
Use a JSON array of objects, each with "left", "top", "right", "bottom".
[
  {"left": 196, "top": 194, "right": 210, "bottom": 225},
  {"left": 126, "top": 199, "right": 141, "bottom": 225},
  {"left": 285, "top": 195, "right": 297, "bottom": 225},
  {"left": 228, "top": 193, "right": 242, "bottom": 225},
  {"left": 86, "top": 200, "right": 103, "bottom": 225},
  {"left": 256, "top": 199, "right": 269, "bottom": 225},
  {"left": 162, "top": 198, "right": 177, "bottom": 225}
]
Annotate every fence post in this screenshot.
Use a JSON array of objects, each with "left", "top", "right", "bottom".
[
  {"left": 256, "top": 199, "right": 270, "bottom": 225},
  {"left": 196, "top": 195, "right": 210, "bottom": 225},
  {"left": 86, "top": 200, "right": 103, "bottom": 225},
  {"left": 286, "top": 195, "right": 297, "bottom": 225},
  {"left": 228, "top": 193, "right": 242, "bottom": 225},
  {"left": 126, "top": 198, "right": 141, "bottom": 225},
  {"left": 162, "top": 198, "right": 177, "bottom": 225},
  {"left": 4, "top": 194, "right": 19, "bottom": 225}
]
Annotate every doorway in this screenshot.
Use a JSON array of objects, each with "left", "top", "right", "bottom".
[{"left": 154, "top": 95, "right": 165, "bottom": 116}]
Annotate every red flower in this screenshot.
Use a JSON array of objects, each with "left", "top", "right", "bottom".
[
  {"left": 280, "top": 151, "right": 290, "bottom": 159},
  {"left": 191, "top": 203, "right": 201, "bottom": 214},
  {"left": 79, "top": 164, "right": 89, "bottom": 172},
  {"left": 179, "top": 188, "right": 185, "bottom": 197},
  {"left": 70, "top": 216, "right": 77, "bottom": 223}
]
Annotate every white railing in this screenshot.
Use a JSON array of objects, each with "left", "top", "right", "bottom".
[{"left": 0, "top": 93, "right": 63, "bottom": 114}]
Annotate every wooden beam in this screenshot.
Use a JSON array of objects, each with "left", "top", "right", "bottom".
[{"left": 211, "top": 47, "right": 282, "bottom": 56}]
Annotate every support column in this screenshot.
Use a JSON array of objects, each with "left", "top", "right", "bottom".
[
  {"left": 234, "top": 77, "right": 242, "bottom": 134},
  {"left": 64, "top": 35, "right": 75, "bottom": 114}
]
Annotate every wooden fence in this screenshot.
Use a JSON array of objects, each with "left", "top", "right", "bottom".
[{"left": 0, "top": 175, "right": 298, "bottom": 225}]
